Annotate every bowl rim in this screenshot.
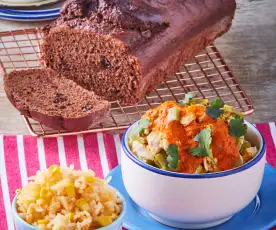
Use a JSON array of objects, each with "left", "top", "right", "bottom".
[
  {"left": 12, "top": 185, "right": 126, "bottom": 229},
  {"left": 122, "top": 120, "right": 266, "bottom": 179}
]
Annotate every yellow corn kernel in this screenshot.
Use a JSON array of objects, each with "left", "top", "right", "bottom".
[
  {"left": 84, "top": 176, "right": 94, "bottom": 183},
  {"left": 40, "top": 186, "right": 52, "bottom": 201},
  {"left": 59, "top": 196, "right": 69, "bottom": 211},
  {"left": 50, "top": 178, "right": 72, "bottom": 192},
  {"left": 68, "top": 212, "right": 74, "bottom": 222},
  {"left": 49, "top": 165, "right": 60, "bottom": 174},
  {"left": 48, "top": 165, "right": 62, "bottom": 183},
  {"left": 37, "top": 219, "right": 49, "bottom": 225},
  {"left": 36, "top": 199, "right": 46, "bottom": 206},
  {"left": 98, "top": 216, "right": 112, "bottom": 227},
  {"left": 28, "top": 184, "right": 41, "bottom": 198},
  {"left": 27, "top": 205, "right": 35, "bottom": 215},
  {"left": 75, "top": 198, "right": 90, "bottom": 211},
  {"left": 27, "top": 205, "right": 41, "bottom": 222},
  {"left": 64, "top": 183, "right": 75, "bottom": 198},
  {"left": 16, "top": 189, "right": 22, "bottom": 195}
]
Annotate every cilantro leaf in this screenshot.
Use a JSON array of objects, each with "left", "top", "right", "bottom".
[
  {"left": 188, "top": 147, "right": 209, "bottom": 157},
  {"left": 139, "top": 128, "right": 145, "bottom": 135},
  {"left": 229, "top": 116, "right": 247, "bottom": 138},
  {"left": 166, "top": 144, "right": 179, "bottom": 169},
  {"left": 206, "top": 98, "right": 225, "bottom": 119},
  {"left": 188, "top": 127, "right": 212, "bottom": 157},
  {"left": 179, "top": 93, "right": 196, "bottom": 105},
  {"left": 210, "top": 98, "right": 224, "bottom": 108},
  {"left": 194, "top": 127, "right": 212, "bottom": 157},
  {"left": 206, "top": 107, "right": 224, "bottom": 119}
]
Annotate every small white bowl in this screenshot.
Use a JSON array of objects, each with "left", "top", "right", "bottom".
[
  {"left": 12, "top": 189, "right": 126, "bottom": 230},
  {"left": 121, "top": 120, "right": 266, "bottom": 229}
]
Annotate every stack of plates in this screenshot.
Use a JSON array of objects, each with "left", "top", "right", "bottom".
[{"left": 0, "top": 0, "right": 61, "bottom": 21}]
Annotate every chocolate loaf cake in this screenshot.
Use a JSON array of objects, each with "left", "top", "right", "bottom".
[
  {"left": 4, "top": 69, "right": 109, "bottom": 131},
  {"left": 41, "top": 0, "right": 236, "bottom": 105}
]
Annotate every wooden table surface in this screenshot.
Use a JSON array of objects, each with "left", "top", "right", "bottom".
[{"left": 0, "top": 0, "right": 275, "bottom": 135}]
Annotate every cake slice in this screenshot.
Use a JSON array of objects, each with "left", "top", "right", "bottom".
[
  {"left": 41, "top": 0, "right": 236, "bottom": 105},
  {"left": 4, "top": 69, "right": 110, "bottom": 131}
]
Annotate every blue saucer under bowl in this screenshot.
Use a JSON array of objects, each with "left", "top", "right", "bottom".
[{"left": 105, "top": 164, "right": 276, "bottom": 230}]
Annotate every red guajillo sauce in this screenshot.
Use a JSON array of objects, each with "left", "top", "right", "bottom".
[{"left": 144, "top": 101, "right": 240, "bottom": 173}]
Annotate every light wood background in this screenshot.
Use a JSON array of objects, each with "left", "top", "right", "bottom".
[{"left": 0, "top": 0, "right": 275, "bottom": 135}]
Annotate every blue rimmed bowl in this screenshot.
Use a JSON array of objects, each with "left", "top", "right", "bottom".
[
  {"left": 121, "top": 120, "right": 266, "bottom": 229},
  {"left": 12, "top": 188, "right": 126, "bottom": 230}
]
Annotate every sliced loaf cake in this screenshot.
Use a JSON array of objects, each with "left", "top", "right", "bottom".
[
  {"left": 41, "top": 0, "right": 236, "bottom": 105},
  {"left": 4, "top": 69, "right": 110, "bottom": 131}
]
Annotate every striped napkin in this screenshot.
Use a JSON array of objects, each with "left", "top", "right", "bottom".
[{"left": 0, "top": 122, "right": 276, "bottom": 230}]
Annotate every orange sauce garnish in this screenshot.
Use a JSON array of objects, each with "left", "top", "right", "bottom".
[{"left": 143, "top": 101, "right": 240, "bottom": 173}]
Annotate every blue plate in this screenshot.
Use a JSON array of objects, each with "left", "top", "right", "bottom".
[
  {"left": 0, "top": 7, "right": 60, "bottom": 14},
  {"left": 0, "top": 10, "right": 59, "bottom": 21},
  {"left": 0, "top": 0, "right": 62, "bottom": 8},
  {"left": 106, "top": 164, "right": 276, "bottom": 230},
  {"left": 0, "top": 4, "right": 60, "bottom": 21}
]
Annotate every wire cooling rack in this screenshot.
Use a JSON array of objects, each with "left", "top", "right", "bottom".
[{"left": 0, "top": 28, "right": 254, "bottom": 137}]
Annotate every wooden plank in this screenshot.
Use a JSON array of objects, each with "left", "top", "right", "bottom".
[{"left": 216, "top": 0, "right": 276, "bottom": 123}]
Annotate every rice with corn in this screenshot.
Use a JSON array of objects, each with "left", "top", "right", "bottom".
[{"left": 16, "top": 165, "right": 122, "bottom": 229}]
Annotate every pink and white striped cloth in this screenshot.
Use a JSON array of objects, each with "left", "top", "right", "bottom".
[{"left": 0, "top": 122, "right": 276, "bottom": 230}]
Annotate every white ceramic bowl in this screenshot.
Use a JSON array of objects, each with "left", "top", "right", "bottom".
[{"left": 121, "top": 120, "right": 266, "bottom": 229}]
